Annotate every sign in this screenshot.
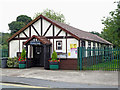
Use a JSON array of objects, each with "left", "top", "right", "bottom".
[{"left": 30, "top": 41, "right": 41, "bottom": 45}]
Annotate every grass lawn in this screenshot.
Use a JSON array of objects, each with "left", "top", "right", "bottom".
[{"left": 83, "top": 59, "right": 120, "bottom": 71}]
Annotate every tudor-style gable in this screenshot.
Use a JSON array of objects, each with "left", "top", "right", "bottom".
[
  {"left": 8, "top": 15, "right": 75, "bottom": 42},
  {"left": 8, "top": 15, "right": 76, "bottom": 58}
]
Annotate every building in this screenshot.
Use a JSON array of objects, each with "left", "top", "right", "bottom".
[{"left": 7, "top": 15, "right": 112, "bottom": 70}]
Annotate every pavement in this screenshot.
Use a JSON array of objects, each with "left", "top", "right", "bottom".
[{"left": 1, "top": 67, "right": 119, "bottom": 88}]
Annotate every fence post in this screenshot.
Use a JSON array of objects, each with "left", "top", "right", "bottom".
[
  {"left": 77, "top": 47, "right": 80, "bottom": 70},
  {"left": 80, "top": 47, "right": 83, "bottom": 70}
]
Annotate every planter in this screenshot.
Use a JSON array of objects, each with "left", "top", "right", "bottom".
[
  {"left": 19, "top": 61, "right": 26, "bottom": 69},
  {"left": 49, "top": 62, "right": 59, "bottom": 70}
]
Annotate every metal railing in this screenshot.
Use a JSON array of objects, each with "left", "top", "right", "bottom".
[
  {"left": 0, "top": 49, "right": 8, "bottom": 58},
  {"left": 77, "top": 47, "right": 120, "bottom": 71}
]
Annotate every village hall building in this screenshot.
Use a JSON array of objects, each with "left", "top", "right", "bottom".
[{"left": 7, "top": 15, "right": 112, "bottom": 70}]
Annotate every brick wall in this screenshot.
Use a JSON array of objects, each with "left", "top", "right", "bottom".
[{"left": 59, "top": 58, "right": 78, "bottom": 70}]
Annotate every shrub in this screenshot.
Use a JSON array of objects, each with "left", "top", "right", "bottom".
[
  {"left": 51, "top": 50, "right": 57, "bottom": 60},
  {"left": 7, "top": 57, "right": 19, "bottom": 68},
  {"left": 21, "top": 49, "right": 26, "bottom": 61}
]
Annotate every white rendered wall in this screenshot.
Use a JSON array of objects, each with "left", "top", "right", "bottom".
[
  {"left": 54, "top": 26, "right": 61, "bottom": 36},
  {"left": 20, "top": 40, "right": 27, "bottom": 52},
  {"left": 58, "top": 31, "right": 66, "bottom": 36},
  {"left": 31, "top": 27, "right": 38, "bottom": 36},
  {"left": 9, "top": 40, "right": 19, "bottom": 57},
  {"left": 19, "top": 32, "right": 26, "bottom": 37},
  {"left": 24, "top": 28, "right": 29, "bottom": 37},
  {"left": 33, "top": 20, "right": 41, "bottom": 34},
  {"left": 43, "top": 19, "right": 52, "bottom": 36}
]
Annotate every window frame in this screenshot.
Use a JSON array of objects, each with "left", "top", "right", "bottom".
[{"left": 56, "top": 41, "right": 62, "bottom": 50}]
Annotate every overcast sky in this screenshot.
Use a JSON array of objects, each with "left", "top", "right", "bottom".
[{"left": 0, "top": 0, "right": 117, "bottom": 33}]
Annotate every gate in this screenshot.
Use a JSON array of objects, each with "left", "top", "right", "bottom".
[{"left": 77, "top": 47, "right": 120, "bottom": 71}]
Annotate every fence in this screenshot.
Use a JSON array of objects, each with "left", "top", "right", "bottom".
[
  {"left": 77, "top": 47, "right": 120, "bottom": 71},
  {"left": 0, "top": 49, "right": 8, "bottom": 57}
]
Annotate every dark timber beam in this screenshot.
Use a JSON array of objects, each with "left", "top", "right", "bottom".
[
  {"left": 23, "top": 31, "right": 28, "bottom": 37},
  {"left": 53, "top": 25, "right": 55, "bottom": 51},
  {"left": 41, "top": 18, "right": 43, "bottom": 36},
  {"left": 31, "top": 25, "right": 40, "bottom": 36},
  {"left": 18, "top": 34, "right": 20, "bottom": 52},
  {"left": 66, "top": 33, "right": 67, "bottom": 59},
  {"left": 12, "top": 37, "right": 29, "bottom": 40},
  {"left": 43, "top": 24, "right": 52, "bottom": 36},
  {"left": 12, "top": 36, "right": 74, "bottom": 40},
  {"left": 78, "top": 40, "right": 80, "bottom": 47},
  {"left": 29, "top": 26, "right": 31, "bottom": 37},
  {"left": 26, "top": 45, "right": 28, "bottom": 68},
  {"left": 46, "top": 36, "right": 74, "bottom": 39},
  {"left": 56, "top": 29, "right": 62, "bottom": 36}
]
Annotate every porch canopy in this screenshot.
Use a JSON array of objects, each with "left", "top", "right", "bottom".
[
  {"left": 24, "top": 35, "right": 52, "bottom": 45},
  {"left": 24, "top": 35, "right": 52, "bottom": 69}
]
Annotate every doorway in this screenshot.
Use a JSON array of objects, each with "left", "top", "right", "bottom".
[{"left": 33, "top": 45, "right": 44, "bottom": 67}]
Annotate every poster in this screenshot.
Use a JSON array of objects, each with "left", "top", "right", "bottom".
[{"left": 70, "top": 44, "right": 77, "bottom": 49}]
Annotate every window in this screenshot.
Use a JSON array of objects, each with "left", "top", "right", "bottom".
[
  {"left": 81, "top": 40, "right": 85, "bottom": 47},
  {"left": 93, "top": 42, "right": 95, "bottom": 55},
  {"left": 88, "top": 41, "right": 91, "bottom": 56},
  {"left": 88, "top": 41, "right": 91, "bottom": 47},
  {"left": 56, "top": 41, "right": 62, "bottom": 50}
]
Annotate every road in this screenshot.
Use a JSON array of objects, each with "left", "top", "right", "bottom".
[
  {"left": 1, "top": 76, "right": 118, "bottom": 88},
  {"left": 0, "top": 83, "right": 48, "bottom": 88}
]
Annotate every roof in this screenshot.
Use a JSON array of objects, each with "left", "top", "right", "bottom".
[
  {"left": 24, "top": 35, "right": 52, "bottom": 45},
  {"left": 8, "top": 15, "right": 112, "bottom": 45}
]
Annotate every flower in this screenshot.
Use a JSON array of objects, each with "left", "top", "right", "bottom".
[
  {"left": 48, "top": 58, "right": 60, "bottom": 62},
  {"left": 18, "top": 57, "right": 26, "bottom": 62}
]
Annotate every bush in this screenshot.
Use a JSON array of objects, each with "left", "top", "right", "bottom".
[
  {"left": 51, "top": 50, "right": 57, "bottom": 60},
  {"left": 21, "top": 49, "right": 26, "bottom": 60},
  {"left": 7, "top": 57, "right": 19, "bottom": 68}
]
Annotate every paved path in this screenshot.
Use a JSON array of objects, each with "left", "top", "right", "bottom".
[{"left": 1, "top": 67, "right": 119, "bottom": 86}]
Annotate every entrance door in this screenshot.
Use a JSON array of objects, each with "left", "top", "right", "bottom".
[{"left": 33, "top": 46, "right": 44, "bottom": 67}]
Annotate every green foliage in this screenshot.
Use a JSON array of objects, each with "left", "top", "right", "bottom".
[
  {"left": 33, "top": 9, "right": 66, "bottom": 23},
  {"left": 8, "top": 15, "right": 32, "bottom": 34},
  {"left": 8, "top": 21, "right": 25, "bottom": 34},
  {"left": 0, "top": 32, "right": 11, "bottom": 49},
  {"left": 17, "top": 15, "right": 32, "bottom": 25},
  {"left": 51, "top": 50, "right": 57, "bottom": 60},
  {"left": 21, "top": 49, "right": 26, "bottom": 60},
  {"left": 89, "top": 31, "right": 101, "bottom": 37},
  {"left": 101, "top": 1, "right": 120, "bottom": 47},
  {"left": 7, "top": 57, "right": 19, "bottom": 68}
]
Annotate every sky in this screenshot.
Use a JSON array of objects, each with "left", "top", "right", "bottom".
[{"left": 0, "top": 0, "right": 117, "bottom": 33}]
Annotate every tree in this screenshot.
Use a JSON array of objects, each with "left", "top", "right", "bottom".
[
  {"left": 17, "top": 15, "right": 32, "bottom": 25},
  {"left": 101, "top": 1, "right": 120, "bottom": 47},
  {"left": 8, "top": 15, "right": 32, "bottom": 34},
  {"left": 89, "top": 31, "right": 101, "bottom": 37},
  {"left": 8, "top": 21, "right": 25, "bottom": 34},
  {"left": 33, "top": 9, "right": 66, "bottom": 23}
]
